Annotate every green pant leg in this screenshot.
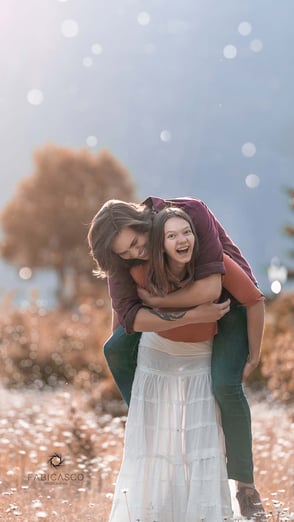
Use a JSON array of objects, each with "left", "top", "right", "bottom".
[
  {"left": 103, "top": 326, "right": 141, "bottom": 406},
  {"left": 211, "top": 305, "right": 254, "bottom": 483}
]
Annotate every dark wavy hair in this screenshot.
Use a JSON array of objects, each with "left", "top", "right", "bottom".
[
  {"left": 147, "top": 207, "right": 199, "bottom": 296},
  {"left": 88, "top": 199, "right": 153, "bottom": 277}
]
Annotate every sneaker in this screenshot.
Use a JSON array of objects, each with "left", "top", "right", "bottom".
[{"left": 236, "top": 487, "right": 266, "bottom": 520}]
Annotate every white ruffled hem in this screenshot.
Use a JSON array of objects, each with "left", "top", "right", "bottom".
[{"left": 109, "top": 333, "right": 233, "bottom": 522}]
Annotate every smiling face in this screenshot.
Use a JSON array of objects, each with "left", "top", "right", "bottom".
[
  {"left": 112, "top": 226, "right": 150, "bottom": 261},
  {"left": 163, "top": 216, "right": 195, "bottom": 271}
]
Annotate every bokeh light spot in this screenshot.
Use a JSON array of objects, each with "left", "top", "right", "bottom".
[
  {"left": 245, "top": 174, "right": 260, "bottom": 188},
  {"left": 250, "top": 39, "right": 263, "bottom": 53},
  {"left": 137, "top": 11, "right": 151, "bottom": 26},
  {"left": 160, "top": 130, "right": 171, "bottom": 142},
  {"left": 241, "top": 142, "right": 256, "bottom": 158},
  {"left": 271, "top": 281, "right": 282, "bottom": 295},
  {"left": 19, "top": 267, "right": 32, "bottom": 280},
  {"left": 86, "top": 136, "right": 98, "bottom": 148},
  {"left": 61, "top": 19, "right": 79, "bottom": 38},
  {"left": 83, "top": 57, "right": 93, "bottom": 68},
  {"left": 238, "top": 21, "right": 252, "bottom": 36},
  {"left": 223, "top": 45, "right": 237, "bottom": 59},
  {"left": 92, "top": 43, "right": 103, "bottom": 55},
  {"left": 27, "top": 89, "right": 44, "bottom": 106}
]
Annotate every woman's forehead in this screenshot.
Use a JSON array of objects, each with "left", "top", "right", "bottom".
[{"left": 164, "top": 216, "right": 190, "bottom": 231}]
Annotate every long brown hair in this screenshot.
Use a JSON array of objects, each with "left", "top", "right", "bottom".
[
  {"left": 88, "top": 199, "right": 153, "bottom": 277},
  {"left": 147, "top": 207, "right": 199, "bottom": 295}
]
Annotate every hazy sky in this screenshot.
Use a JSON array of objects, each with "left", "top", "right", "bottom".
[{"left": 0, "top": 0, "right": 294, "bottom": 303}]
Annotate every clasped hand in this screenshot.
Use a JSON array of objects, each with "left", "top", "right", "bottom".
[{"left": 189, "top": 299, "right": 231, "bottom": 322}]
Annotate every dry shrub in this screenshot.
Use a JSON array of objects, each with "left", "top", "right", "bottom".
[
  {"left": 2, "top": 287, "right": 293, "bottom": 405},
  {"left": 260, "top": 292, "right": 294, "bottom": 402},
  {"left": 0, "top": 293, "right": 116, "bottom": 396}
]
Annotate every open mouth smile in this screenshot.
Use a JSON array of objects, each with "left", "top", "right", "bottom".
[{"left": 176, "top": 246, "right": 190, "bottom": 254}]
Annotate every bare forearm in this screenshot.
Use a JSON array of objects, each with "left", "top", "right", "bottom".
[
  {"left": 132, "top": 300, "right": 230, "bottom": 332},
  {"left": 133, "top": 307, "right": 193, "bottom": 332},
  {"left": 247, "top": 301, "right": 265, "bottom": 362},
  {"left": 147, "top": 274, "right": 222, "bottom": 308}
]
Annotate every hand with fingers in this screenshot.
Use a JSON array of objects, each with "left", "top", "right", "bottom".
[{"left": 189, "top": 299, "right": 231, "bottom": 323}]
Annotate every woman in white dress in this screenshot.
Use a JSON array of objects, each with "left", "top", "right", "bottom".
[{"left": 109, "top": 208, "right": 264, "bottom": 522}]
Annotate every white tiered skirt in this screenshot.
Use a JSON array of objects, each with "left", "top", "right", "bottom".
[{"left": 109, "top": 332, "right": 233, "bottom": 522}]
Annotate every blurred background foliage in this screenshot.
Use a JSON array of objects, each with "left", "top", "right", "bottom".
[
  {"left": 0, "top": 147, "right": 293, "bottom": 404},
  {"left": 0, "top": 145, "right": 136, "bottom": 306}
]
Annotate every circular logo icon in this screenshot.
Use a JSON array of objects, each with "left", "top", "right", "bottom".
[{"left": 48, "top": 453, "right": 64, "bottom": 468}]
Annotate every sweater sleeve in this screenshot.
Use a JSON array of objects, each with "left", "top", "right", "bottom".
[
  {"left": 222, "top": 254, "right": 264, "bottom": 307},
  {"left": 108, "top": 266, "right": 143, "bottom": 334}
]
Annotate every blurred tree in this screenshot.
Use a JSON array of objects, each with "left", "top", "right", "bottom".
[
  {"left": 0, "top": 144, "right": 136, "bottom": 306},
  {"left": 284, "top": 187, "right": 294, "bottom": 279}
]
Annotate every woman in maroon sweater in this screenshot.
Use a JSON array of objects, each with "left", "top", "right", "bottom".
[{"left": 88, "top": 197, "right": 266, "bottom": 519}]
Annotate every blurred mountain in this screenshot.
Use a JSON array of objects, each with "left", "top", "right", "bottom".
[{"left": 0, "top": 0, "right": 294, "bottom": 305}]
